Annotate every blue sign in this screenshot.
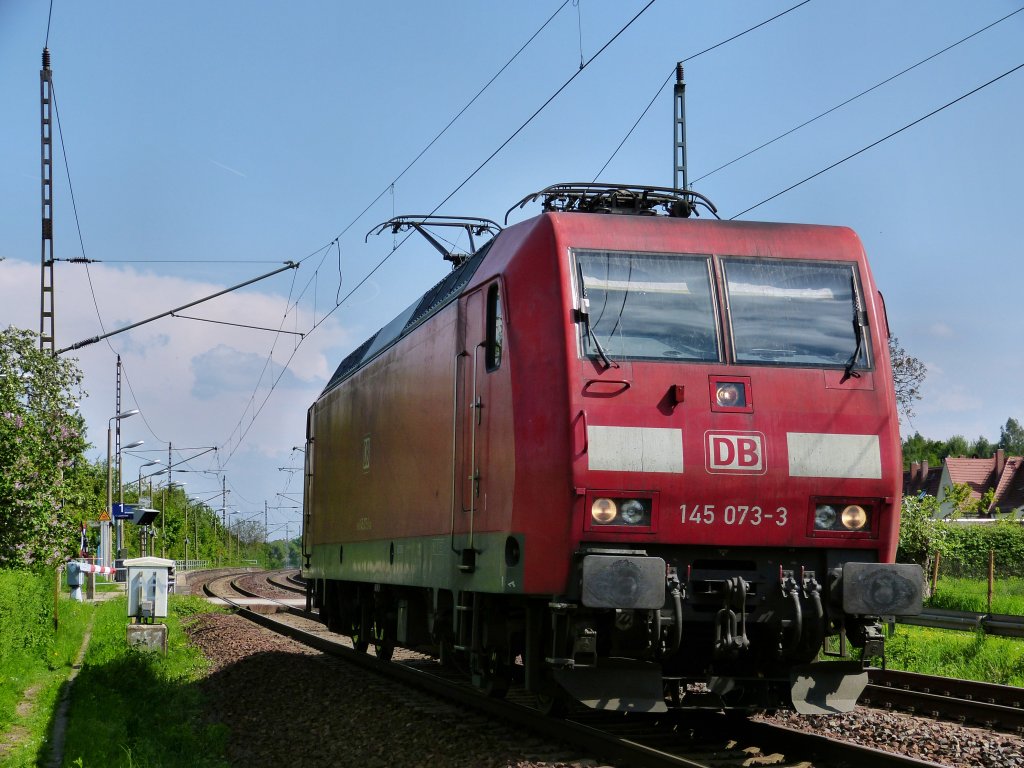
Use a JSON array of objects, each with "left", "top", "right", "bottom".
[{"left": 112, "top": 503, "right": 136, "bottom": 520}]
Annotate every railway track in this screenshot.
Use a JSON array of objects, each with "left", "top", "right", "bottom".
[
  {"left": 865, "top": 668, "right": 1024, "bottom": 734},
  {"left": 200, "top": 571, "right": 944, "bottom": 768}
]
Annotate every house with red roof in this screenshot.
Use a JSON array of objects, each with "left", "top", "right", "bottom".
[{"left": 904, "top": 449, "right": 1024, "bottom": 519}]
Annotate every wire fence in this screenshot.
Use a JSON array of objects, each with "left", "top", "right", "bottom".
[{"left": 927, "top": 548, "right": 1024, "bottom": 615}]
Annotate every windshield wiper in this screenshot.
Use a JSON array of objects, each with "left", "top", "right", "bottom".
[
  {"left": 841, "top": 273, "right": 867, "bottom": 382},
  {"left": 576, "top": 262, "right": 617, "bottom": 370}
]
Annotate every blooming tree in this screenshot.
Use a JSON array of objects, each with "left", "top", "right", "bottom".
[{"left": 0, "top": 327, "right": 89, "bottom": 568}]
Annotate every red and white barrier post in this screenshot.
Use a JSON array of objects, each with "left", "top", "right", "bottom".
[{"left": 67, "top": 561, "right": 117, "bottom": 601}]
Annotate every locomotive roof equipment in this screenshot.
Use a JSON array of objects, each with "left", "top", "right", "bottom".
[
  {"left": 366, "top": 215, "right": 502, "bottom": 267},
  {"left": 505, "top": 182, "right": 718, "bottom": 223}
]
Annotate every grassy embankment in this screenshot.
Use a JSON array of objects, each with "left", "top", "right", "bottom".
[
  {"left": 876, "top": 576, "right": 1024, "bottom": 686},
  {"left": 0, "top": 569, "right": 228, "bottom": 768},
  {"left": 928, "top": 575, "right": 1024, "bottom": 615},
  {"left": 59, "top": 594, "right": 229, "bottom": 768},
  {"left": 0, "top": 570, "right": 91, "bottom": 766}
]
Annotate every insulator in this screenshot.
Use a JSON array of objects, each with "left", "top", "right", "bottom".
[
  {"left": 42, "top": 48, "right": 51, "bottom": 70},
  {"left": 676, "top": 62, "right": 684, "bottom": 83}
]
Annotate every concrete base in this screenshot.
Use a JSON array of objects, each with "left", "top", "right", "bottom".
[{"left": 126, "top": 623, "right": 168, "bottom": 655}]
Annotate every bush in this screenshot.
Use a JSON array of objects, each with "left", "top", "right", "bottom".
[
  {"left": 0, "top": 569, "right": 54, "bottom": 662},
  {"left": 941, "top": 521, "right": 1024, "bottom": 578},
  {"left": 899, "top": 495, "right": 1024, "bottom": 578}
]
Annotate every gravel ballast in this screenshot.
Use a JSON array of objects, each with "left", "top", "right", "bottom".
[
  {"left": 184, "top": 606, "right": 1024, "bottom": 767},
  {"left": 185, "top": 612, "right": 599, "bottom": 768}
]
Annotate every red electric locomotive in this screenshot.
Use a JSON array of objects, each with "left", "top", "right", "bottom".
[{"left": 301, "top": 183, "right": 922, "bottom": 714}]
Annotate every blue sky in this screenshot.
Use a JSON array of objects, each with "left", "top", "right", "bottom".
[{"left": 2, "top": 1, "right": 1022, "bottom": 538}]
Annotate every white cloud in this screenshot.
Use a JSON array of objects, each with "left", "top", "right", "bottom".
[
  {"left": 0, "top": 258, "right": 351, "bottom": 515},
  {"left": 928, "top": 322, "right": 955, "bottom": 339}
]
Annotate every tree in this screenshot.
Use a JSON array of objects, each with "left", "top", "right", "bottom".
[
  {"left": 902, "top": 431, "right": 943, "bottom": 468},
  {"left": 998, "top": 417, "right": 1024, "bottom": 455},
  {"left": 888, "top": 335, "right": 926, "bottom": 422},
  {"left": 970, "top": 435, "right": 995, "bottom": 458},
  {"left": 944, "top": 434, "right": 969, "bottom": 458},
  {"left": 0, "top": 327, "right": 89, "bottom": 568}
]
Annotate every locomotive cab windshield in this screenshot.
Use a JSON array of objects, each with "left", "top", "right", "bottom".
[{"left": 573, "top": 249, "right": 871, "bottom": 371}]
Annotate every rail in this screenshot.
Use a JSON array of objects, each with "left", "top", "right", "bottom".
[{"left": 898, "top": 607, "right": 1024, "bottom": 638}]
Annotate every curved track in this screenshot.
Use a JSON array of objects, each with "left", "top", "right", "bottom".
[{"left": 200, "top": 570, "right": 945, "bottom": 768}]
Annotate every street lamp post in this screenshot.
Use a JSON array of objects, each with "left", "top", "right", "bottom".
[
  {"left": 184, "top": 497, "right": 189, "bottom": 568},
  {"left": 105, "top": 409, "right": 139, "bottom": 567},
  {"left": 115, "top": 439, "right": 144, "bottom": 557}
]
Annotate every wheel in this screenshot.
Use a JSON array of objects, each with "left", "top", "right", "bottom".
[
  {"left": 351, "top": 591, "right": 372, "bottom": 653},
  {"left": 474, "top": 649, "right": 511, "bottom": 698},
  {"left": 372, "top": 624, "right": 394, "bottom": 662},
  {"left": 535, "top": 690, "right": 568, "bottom": 717}
]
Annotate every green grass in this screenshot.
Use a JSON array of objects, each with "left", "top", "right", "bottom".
[
  {"left": 928, "top": 576, "right": 1024, "bottom": 614},
  {"left": 59, "top": 595, "right": 229, "bottom": 768},
  {"left": 886, "top": 624, "right": 1024, "bottom": 686},
  {"left": 0, "top": 597, "right": 92, "bottom": 767}
]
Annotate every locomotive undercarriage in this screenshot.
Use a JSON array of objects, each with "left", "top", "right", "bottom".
[{"left": 310, "top": 546, "right": 920, "bottom": 714}]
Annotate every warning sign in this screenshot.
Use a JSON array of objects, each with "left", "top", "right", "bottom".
[{"left": 98, "top": 511, "right": 111, "bottom": 522}]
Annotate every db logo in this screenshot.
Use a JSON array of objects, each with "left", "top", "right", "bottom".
[{"left": 705, "top": 431, "right": 766, "bottom": 474}]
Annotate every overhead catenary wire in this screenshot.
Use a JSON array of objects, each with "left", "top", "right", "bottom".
[
  {"left": 730, "top": 61, "right": 1024, "bottom": 219},
  {"left": 216, "top": 0, "right": 579, "bottom": 461},
  {"left": 593, "top": 0, "right": 813, "bottom": 181},
  {"left": 218, "top": 1, "right": 660, "bottom": 466},
  {"left": 692, "top": 5, "right": 1024, "bottom": 185},
  {"left": 296, "top": 0, "right": 574, "bottom": 263}
]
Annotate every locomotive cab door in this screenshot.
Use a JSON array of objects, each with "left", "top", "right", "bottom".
[
  {"left": 301, "top": 404, "right": 315, "bottom": 571},
  {"left": 453, "top": 280, "right": 504, "bottom": 572}
]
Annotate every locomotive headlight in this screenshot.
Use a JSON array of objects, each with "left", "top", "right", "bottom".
[
  {"left": 592, "top": 498, "right": 617, "bottom": 524},
  {"left": 619, "top": 499, "right": 645, "bottom": 525},
  {"left": 715, "top": 382, "right": 742, "bottom": 407},
  {"left": 814, "top": 504, "right": 838, "bottom": 530},
  {"left": 841, "top": 504, "right": 869, "bottom": 531}
]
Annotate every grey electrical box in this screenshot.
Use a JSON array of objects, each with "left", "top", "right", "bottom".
[{"left": 124, "top": 556, "right": 174, "bottom": 621}]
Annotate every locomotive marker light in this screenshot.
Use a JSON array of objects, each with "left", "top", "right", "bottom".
[
  {"left": 814, "top": 504, "right": 838, "bottom": 529},
  {"left": 619, "top": 499, "right": 646, "bottom": 525}
]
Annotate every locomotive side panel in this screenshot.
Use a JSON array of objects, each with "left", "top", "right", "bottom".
[{"left": 306, "top": 246, "right": 523, "bottom": 594}]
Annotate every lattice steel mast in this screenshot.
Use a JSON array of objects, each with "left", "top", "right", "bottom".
[
  {"left": 39, "top": 48, "right": 56, "bottom": 353},
  {"left": 673, "top": 62, "right": 688, "bottom": 193}
]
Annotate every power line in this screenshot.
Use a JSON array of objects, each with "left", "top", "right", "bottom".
[
  {"left": 61, "top": 258, "right": 285, "bottom": 264},
  {"left": 216, "top": 4, "right": 581, "bottom": 461},
  {"left": 694, "top": 5, "right": 1024, "bottom": 185},
  {"left": 218, "top": 2, "right": 660, "bottom": 466},
  {"left": 731, "top": 62, "right": 1024, "bottom": 219},
  {"left": 296, "top": 0, "right": 573, "bottom": 264},
  {"left": 594, "top": 0, "right": 813, "bottom": 180}
]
